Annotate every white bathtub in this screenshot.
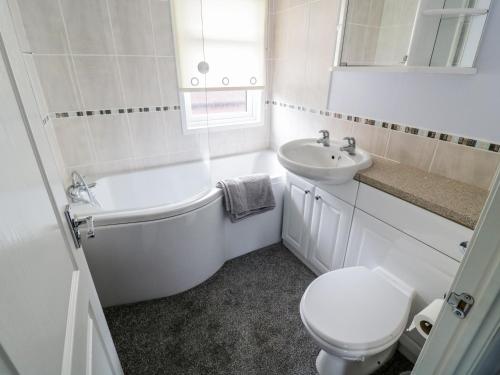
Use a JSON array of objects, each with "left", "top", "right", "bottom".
[{"left": 75, "top": 151, "right": 285, "bottom": 307}]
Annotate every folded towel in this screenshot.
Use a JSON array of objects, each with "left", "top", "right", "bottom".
[{"left": 216, "top": 174, "right": 276, "bottom": 222}]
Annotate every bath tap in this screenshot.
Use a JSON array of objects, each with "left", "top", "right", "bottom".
[
  {"left": 317, "top": 130, "right": 330, "bottom": 147},
  {"left": 67, "top": 171, "right": 100, "bottom": 207},
  {"left": 340, "top": 137, "right": 356, "bottom": 155}
]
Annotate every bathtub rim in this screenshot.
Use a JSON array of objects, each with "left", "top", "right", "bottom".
[{"left": 73, "top": 175, "right": 285, "bottom": 227}]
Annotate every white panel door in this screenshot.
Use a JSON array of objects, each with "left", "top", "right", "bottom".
[
  {"left": 308, "top": 188, "right": 354, "bottom": 274},
  {"left": 0, "top": 4, "right": 122, "bottom": 374},
  {"left": 282, "top": 173, "right": 314, "bottom": 258}
]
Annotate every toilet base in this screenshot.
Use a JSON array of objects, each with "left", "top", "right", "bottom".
[{"left": 316, "top": 344, "right": 397, "bottom": 375}]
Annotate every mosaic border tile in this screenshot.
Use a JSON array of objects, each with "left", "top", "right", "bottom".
[
  {"left": 49, "top": 105, "right": 181, "bottom": 121},
  {"left": 268, "top": 99, "right": 499, "bottom": 153}
]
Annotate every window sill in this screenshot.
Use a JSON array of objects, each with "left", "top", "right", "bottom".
[
  {"left": 182, "top": 120, "right": 264, "bottom": 135},
  {"left": 332, "top": 66, "right": 477, "bottom": 75}
]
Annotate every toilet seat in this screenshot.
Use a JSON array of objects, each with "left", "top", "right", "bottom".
[{"left": 300, "top": 266, "right": 413, "bottom": 359}]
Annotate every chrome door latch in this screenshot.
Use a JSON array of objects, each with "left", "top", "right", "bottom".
[
  {"left": 64, "top": 205, "right": 95, "bottom": 248},
  {"left": 447, "top": 292, "right": 474, "bottom": 319}
]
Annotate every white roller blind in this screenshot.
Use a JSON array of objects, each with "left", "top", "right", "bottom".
[{"left": 171, "top": 0, "right": 267, "bottom": 91}]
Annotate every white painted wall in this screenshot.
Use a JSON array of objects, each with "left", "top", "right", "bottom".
[{"left": 328, "top": 2, "right": 500, "bottom": 143}]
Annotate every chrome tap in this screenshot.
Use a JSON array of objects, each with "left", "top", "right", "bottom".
[
  {"left": 67, "top": 171, "right": 100, "bottom": 207},
  {"left": 340, "top": 137, "right": 356, "bottom": 155},
  {"left": 317, "top": 130, "right": 330, "bottom": 147}
]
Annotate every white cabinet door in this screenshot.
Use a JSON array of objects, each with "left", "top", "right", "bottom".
[
  {"left": 282, "top": 173, "right": 314, "bottom": 258},
  {"left": 308, "top": 188, "right": 354, "bottom": 274}
]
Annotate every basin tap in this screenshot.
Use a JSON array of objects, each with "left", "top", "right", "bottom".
[
  {"left": 317, "top": 130, "right": 330, "bottom": 147},
  {"left": 340, "top": 137, "right": 356, "bottom": 155}
]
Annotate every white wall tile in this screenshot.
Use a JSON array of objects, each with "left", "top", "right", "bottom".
[
  {"left": 430, "top": 142, "right": 500, "bottom": 190},
  {"left": 135, "top": 154, "right": 171, "bottom": 170},
  {"left": 284, "top": 5, "right": 309, "bottom": 103},
  {"left": 73, "top": 56, "right": 124, "bottom": 109},
  {"left": 87, "top": 115, "right": 133, "bottom": 162},
  {"left": 118, "top": 56, "right": 162, "bottom": 107},
  {"left": 21, "top": 54, "right": 49, "bottom": 116},
  {"left": 275, "top": 0, "right": 306, "bottom": 13},
  {"left": 53, "top": 117, "right": 94, "bottom": 166},
  {"left": 168, "top": 149, "right": 206, "bottom": 164},
  {"left": 242, "top": 126, "right": 269, "bottom": 153},
  {"left": 128, "top": 112, "right": 167, "bottom": 157},
  {"left": 151, "top": 0, "right": 175, "bottom": 56},
  {"left": 386, "top": 131, "right": 437, "bottom": 171},
  {"left": 209, "top": 130, "right": 244, "bottom": 157},
  {"left": 351, "top": 123, "right": 389, "bottom": 156},
  {"left": 108, "top": 0, "right": 155, "bottom": 55},
  {"left": 163, "top": 110, "right": 203, "bottom": 154},
  {"left": 346, "top": 0, "right": 370, "bottom": 25},
  {"left": 272, "top": 12, "right": 288, "bottom": 60},
  {"left": 60, "top": 0, "right": 114, "bottom": 54},
  {"left": 15, "top": 0, "right": 273, "bottom": 180},
  {"left": 44, "top": 120, "right": 67, "bottom": 177},
  {"left": 157, "top": 57, "right": 179, "bottom": 105},
  {"left": 304, "top": 3, "right": 335, "bottom": 107},
  {"left": 33, "top": 55, "right": 81, "bottom": 113},
  {"left": 330, "top": 119, "right": 353, "bottom": 141},
  {"left": 72, "top": 158, "right": 137, "bottom": 179},
  {"left": 16, "top": 0, "right": 68, "bottom": 53}
]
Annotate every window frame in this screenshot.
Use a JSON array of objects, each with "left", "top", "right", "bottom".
[{"left": 180, "top": 89, "right": 264, "bottom": 134}]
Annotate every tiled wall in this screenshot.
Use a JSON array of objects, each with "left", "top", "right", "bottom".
[
  {"left": 269, "top": 0, "right": 499, "bottom": 191},
  {"left": 10, "top": 0, "right": 500, "bottom": 189},
  {"left": 12, "top": 0, "right": 270, "bottom": 180}
]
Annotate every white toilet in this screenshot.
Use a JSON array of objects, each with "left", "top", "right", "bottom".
[{"left": 300, "top": 266, "right": 414, "bottom": 375}]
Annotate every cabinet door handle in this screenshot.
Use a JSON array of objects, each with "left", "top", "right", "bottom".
[
  {"left": 315, "top": 195, "right": 321, "bottom": 200},
  {"left": 304, "top": 190, "right": 310, "bottom": 194},
  {"left": 459, "top": 241, "right": 468, "bottom": 255}
]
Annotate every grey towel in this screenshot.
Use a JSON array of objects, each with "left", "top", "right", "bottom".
[{"left": 216, "top": 174, "right": 276, "bottom": 222}]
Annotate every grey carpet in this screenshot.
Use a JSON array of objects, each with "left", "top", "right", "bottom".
[{"left": 105, "top": 243, "right": 413, "bottom": 375}]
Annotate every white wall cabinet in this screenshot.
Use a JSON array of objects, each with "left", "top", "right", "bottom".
[{"left": 308, "top": 188, "right": 354, "bottom": 273}]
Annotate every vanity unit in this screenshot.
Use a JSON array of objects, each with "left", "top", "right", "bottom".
[
  {"left": 283, "top": 172, "right": 471, "bottom": 274},
  {"left": 282, "top": 173, "right": 357, "bottom": 274},
  {"left": 282, "top": 171, "right": 473, "bottom": 361}
]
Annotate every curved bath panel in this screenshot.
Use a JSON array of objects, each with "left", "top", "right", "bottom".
[
  {"left": 77, "top": 151, "right": 285, "bottom": 307},
  {"left": 82, "top": 197, "right": 226, "bottom": 307}
]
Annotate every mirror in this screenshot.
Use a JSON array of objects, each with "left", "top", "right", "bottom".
[{"left": 336, "top": 0, "right": 491, "bottom": 69}]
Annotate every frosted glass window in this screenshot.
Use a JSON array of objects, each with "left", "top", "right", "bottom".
[
  {"left": 182, "top": 89, "right": 263, "bottom": 132},
  {"left": 171, "top": 0, "right": 267, "bottom": 90},
  {"left": 190, "top": 90, "right": 248, "bottom": 115}
]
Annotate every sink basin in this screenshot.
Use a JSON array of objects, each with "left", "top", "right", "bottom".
[{"left": 277, "top": 138, "right": 372, "bottom": 184}]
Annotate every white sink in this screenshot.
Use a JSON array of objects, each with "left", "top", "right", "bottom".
[{"left": 277, "top": 138, "right": 372, "bottom": 184}]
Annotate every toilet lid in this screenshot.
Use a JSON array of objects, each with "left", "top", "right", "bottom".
[{"left": 301, "top": 266, "right": 411, "bottom": 352}]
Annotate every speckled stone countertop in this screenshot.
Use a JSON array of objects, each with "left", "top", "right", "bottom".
[{"left": 355, "top": 157, "right": 489, "bottom": 229}]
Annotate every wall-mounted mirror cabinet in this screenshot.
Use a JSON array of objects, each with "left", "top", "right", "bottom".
[{"left": 334, "top": 0, "right": 492, "bottom": 72}]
